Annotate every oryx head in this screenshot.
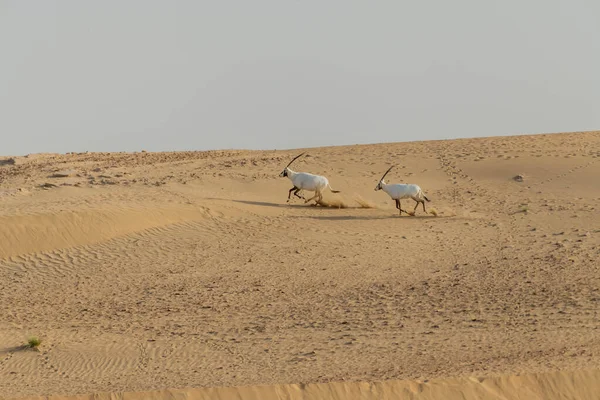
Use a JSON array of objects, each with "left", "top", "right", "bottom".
[
  {"left": 375, "top": 165, "right": 395, "bottom": 191},
  {"left": 279, "top": 152, "right": 305, "bottom": 177}
]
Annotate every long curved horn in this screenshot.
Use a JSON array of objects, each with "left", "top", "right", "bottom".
[
  {"left": 378, "top": 165, "right": 395, "bottom": 182},
  {"left": 285, "top": 152, "right": 306, "bottom": 169}
]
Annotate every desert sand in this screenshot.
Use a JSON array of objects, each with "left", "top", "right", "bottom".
[{"left": 1, "top": 131, "right": 599, "bottom": 399}]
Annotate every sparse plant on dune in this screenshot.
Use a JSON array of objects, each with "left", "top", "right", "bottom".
[
  {"left": 26, "top": 336, "right": 41, "bottom": 349},
  {"left": 451, "top": 188, "right": 460, "bottom": 203}
]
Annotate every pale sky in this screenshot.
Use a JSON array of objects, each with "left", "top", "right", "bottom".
[{"left": 1, "top": 1, "right": 599, "bottom": 156}]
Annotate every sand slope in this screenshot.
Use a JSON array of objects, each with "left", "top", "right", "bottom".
[
  {"left": 1, "top": 131, "right": 600, "bottom": 398},
  {"left": 9, "top": 369, "right": 600, "bottom": 400}
]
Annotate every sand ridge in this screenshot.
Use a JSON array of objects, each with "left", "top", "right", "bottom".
[
  {"left": 7, "top": 369, "right": 600, "bottom": 400},
  {"left": 1, "top": 131, "right": 599, "bottom": 398}
]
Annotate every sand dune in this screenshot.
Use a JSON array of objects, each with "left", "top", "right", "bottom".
[
  {"left": 1, "top": 131, "right": 600, "bottom": 399},
  {"left": 0, "top": 203, "right": 213, "bottom": 259},
  {"left": 9, "top": 369, "right": 600, "bottom": 400}
]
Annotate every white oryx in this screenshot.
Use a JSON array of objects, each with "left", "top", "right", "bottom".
[
  {"left": 374, "top": 165, "right": 430, "bottom": 216},
  {"left": 279, "top": 152, "right": 340, "bottom": 204}
]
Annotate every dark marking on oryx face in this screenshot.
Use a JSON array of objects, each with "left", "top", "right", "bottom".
[
  {"left": 374, "top": 180, "right": 385, "bottom": 191},
  {"left": 279, "top": 152, "right": 305, "bottom": 179}
]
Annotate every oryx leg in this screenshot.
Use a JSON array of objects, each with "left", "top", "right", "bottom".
[
  {"left": 288, "top": 187, "right": 304, "bottom": 202},
  {"left": 395, "top": 199, "right": 408, "bottom": 216},
  {"left": 411, "top": 196, "right": 426, "bottom": 214},
  {"left": 305, "top": 191, "right": 319, "bottom": 204}
]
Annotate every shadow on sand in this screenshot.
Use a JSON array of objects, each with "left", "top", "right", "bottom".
[
  {"left": 0, "top": 345, "right": 31, "bottom": 355},
  {"left": 231, "top": 199, "right": 288, "bottom": 208},
  {"left": 203, "top": 198, "right": 288, "bottom": 208},
  {"left": 207, "top": 198, "right": 453, "bottom": 220},
  {"left": 293, "top": 213, "right": 443, "bottom": 221},
  {"left": 215, "top": 198, "right": 355, "bottom": 209}
]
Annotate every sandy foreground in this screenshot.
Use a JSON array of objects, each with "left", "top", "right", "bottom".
[{"left": 1, "top": 131, "right": 599, "bottom": 399}]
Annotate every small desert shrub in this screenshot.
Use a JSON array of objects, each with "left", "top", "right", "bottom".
[{"left": 27, "top": 336, "right": 41, "bottom": 349}]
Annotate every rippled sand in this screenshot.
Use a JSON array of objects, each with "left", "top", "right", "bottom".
[{"left": 1, "top": 131, "right": 599, "bottom": 399}]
